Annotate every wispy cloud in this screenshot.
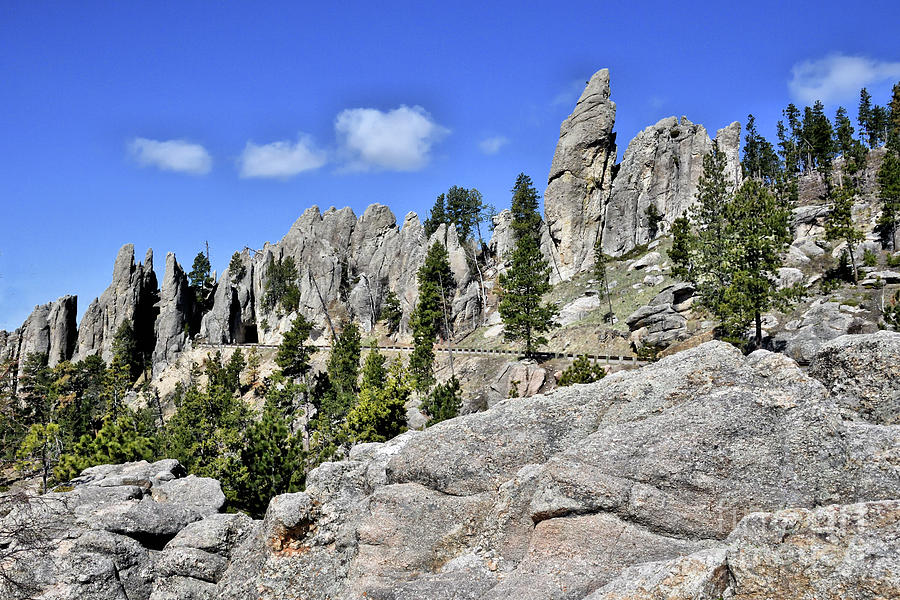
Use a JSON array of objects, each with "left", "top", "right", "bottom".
[
  {"left": 128, "top": 138, "right": 212, "bottom": 175},
  {"left": 478, "top": 136, "right": 509, "bottom": 155},
  {"left": 335, "top": 105, "right": 448, "bottom": 171},
  {"left": 238, "top": 135, "right": 326, "bottom": 178},
  {"left": 789, "top": 53, "right": 900, "bottom": 105}
]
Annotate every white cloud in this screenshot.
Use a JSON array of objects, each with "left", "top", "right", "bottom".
[
  {"left": 128, "top": 138, "right": 212, "bottom": 175},
  {"left": 478, "top": 136, "right": 509, "bottom": 155},
  {"left": 335, "top": 105, "right": 448, "bottom": 171},
  {"left": 789, "top": 53, "right": 900, "bottom": 105},
  {"left": 238, "top": 135, "right": 327, "bottom": 178}
]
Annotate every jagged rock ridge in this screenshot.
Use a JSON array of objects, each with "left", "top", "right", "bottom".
[{"left": 543, "top": 69, "right": 743, "bottom": 270}]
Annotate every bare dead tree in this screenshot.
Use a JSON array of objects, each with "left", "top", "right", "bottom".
[{"left": 0, "top": 491, "right": 69, "bottom": 599}]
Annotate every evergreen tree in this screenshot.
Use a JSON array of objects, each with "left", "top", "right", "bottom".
[
  {"left": 246, "top": 347, "right": 261, "bottom": 391},
  {"left": 344, "top": 359, "right": 409, "bottom": 443},
  {"left": 859, "top": 88, "right": 874, "bottom": 147},
  {"left": 16, "top": 422, "right": 62, "bottom": 492},
  {"left": 234, "top": 399, "right": 303, "bottom": 517},
  {"left": 825, "top": 180, "right": 865, "bottom": 283},
  {"left": 228, "top": 251, "right": 246, "bottom": 280},
  {"left": 162, "top": 355, "right": 251, "bottom": 496},
  {"left": 409, "top": 242, "right": 454, "bottom": 390},
  {"left": 321, "top": 322, "right": 361, "bottom": 422},
  {"left": 889, "top": 83, "right": 900, "bottom": 152},
  {"left": 275, "top": 315, "right": 314, "bottom": 379},
  {"left": 778, "top": 104, "right": 803, "bottom": 174},
  {"left": 669, "top": 214, "right": 694, "bottom": 281},
  {"left": 671, "top": 147, "right": 795, "bottom": 348},
  {"left": 17, "top": 353, "right": 52, "bottom": 426},
  {"left": 498, "top": 173, "right": 558, "bottom": 357},
  {"left": 721, "top": 179, "right": 796, "bottom": 346},
  {"left": 645, "top": 203, "right": 663, "bottom": 238},
  {"left": 360, "top": 345, "right": 387, "bottom": 393},
  {"left": 423, "top": 193, "right": 448, "bottom": 237},
  {"left": 741, "top": 114, "right": 780, "bottom": 181},
  {"left": 56, "top": 409, "right": 157, "bottom": 482},
  {"left": 805, "top": 101, "right": 836, "bottom": 172},
  {"left": 111, "top": 321, "right": 142, "bottom": 381},
  {"left": 592, "top": 242, "right": 614, "bottom": 322},
  {"left": 834, "top": 107, "right": 855, "bottom": 157},
  {"left": 419, "top": 376, "right": 462, "bottom": 426},
  {"left": 263, "top": 255, "right": 301, "bottom": 314},
  {"left": 872, "top": 105, "right": 890, "bottom": 147},
  {"left": 379, "top": 290, "right": 403, "bottom": 334},
  {"left": 189, "top": 249, "right": 215, "bottom": 312},
  {"left": 877, "top": 150, "right": 900, "bottom": 250},
  {"left": 557, "top": 356, "right": 605, "bottom": 387}
]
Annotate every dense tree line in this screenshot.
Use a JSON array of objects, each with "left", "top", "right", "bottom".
[{"left": 672, "top": 81, "right": 900, "bottom": 347}]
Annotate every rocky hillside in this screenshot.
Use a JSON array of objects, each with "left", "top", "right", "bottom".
[
  {"left": 3, "top": 330, "right": 899, "bottom": 599},
  {"left": 1, "top": 68, "right": 749, "bottom": 392}
]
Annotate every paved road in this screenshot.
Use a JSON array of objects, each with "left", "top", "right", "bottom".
[{"left": 195, "top": 342, "right": 650, "bottom": 368}]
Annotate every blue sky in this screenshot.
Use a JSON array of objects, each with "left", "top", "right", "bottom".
[{"left": 2, "top": 0, "right": 899, "bottom": 330}]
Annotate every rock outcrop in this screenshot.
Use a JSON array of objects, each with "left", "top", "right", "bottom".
[
  {"left": 15, "top": 295, "right": 77, "bottom": 370},
  {"left": 600, "top": 118, "right": 741, "bottom": 257},
  {"left": 544, "top": 69, "right": 617, "bottom": 281},
  {"left": 200, "top": 205, "right": 479, "bottom": 346},
  {"left": 152, "top": 253, "right": 193, "bottom": 375},
  {"left": 543, "top": 69, "right": 742, "bottom": 277},
  {"left": 771, "top": 299, "right": 880, "bottom": 363},
  {"left": 0, "top": 459, "right": 233, "bottom": 600},
  {"left": 208, "top": 334, "right": 899, "bottom": 599},
  {"left": 74, "top": 244, "right": 158, "bottom": 364},
  {"left": 0, "top": 295, "right": 76, "bottom": 390},
  {"left": 626, "top": 282, "right": 694, "bottom": 349},
  {"left": 8, "top": 333, "right": 900, "bottom": 599}
]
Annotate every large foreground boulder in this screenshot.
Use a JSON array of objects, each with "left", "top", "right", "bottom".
[
  {"left": 0, "top": 460, "right": 237, "bottom": 600},
  {"left": 214, "top": 335, "right": 900, "bottom": 599}
]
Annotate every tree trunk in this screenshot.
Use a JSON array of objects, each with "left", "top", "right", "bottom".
[
  {"left": 848, "top": 242, "right": 859, "bottom": 283},
  {"left": 755, "top": 310, "right": 763, "bottom": 350}
]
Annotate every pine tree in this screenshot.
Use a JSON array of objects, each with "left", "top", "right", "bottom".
[
  {"left": 859, "top": 88, "right": 874, "bottom": 147},
  {"left": 189, "top": 249, "right": 215, "bottom": 312},
  {"left": 344, "top": 359, "right": 409, "bottom": 443},
  {"left": 275, "top": 315, "right": 314, "bottom": 379},
  {"left": 671, "top": 147, "right": 795, "bottom": 348},
  {"left": 235, "top": 399, "right": 303, "bottom": 517},
  {"left": 379, "top": 290, "right": 403, "bottom": 334},
  {"left": 877, "top": 150, "right": 900, "bottom": 250},
  {"left": 423, "top": 193, "right": 448, "bottom": 237},
  {"left": 872, "top": 105, "right": 890, "bottom": 147},
  {"left": 721, "top": 179, "right": 795, "bottom": 346},
  {"left": 779, "top": 104, "right": 803, "bottom": 175},
  {"left": 805, "top": 101, "right": 836, "bottom": 173},
  {"left": 420, "top": 376, "right": 462, "bottom": 426},
  {"left": 825, "top": 180, "right": 865, "bottom": 283},
  {"left": 498, "top": 173, "right": 558, "bottom": 357},
  {"left": 56, "top": 410, "right": 157, "bottom": 482},
  {"left": 593, "top": 242, "right": 614, "bottom": 322},
  {"left": 557, "top": 356, "right": 605, "bottom": 387},
  {"left": 889, "top": 83, "right": 900, "bottom": 152},
  {"left": 229, "top": 251, "right": 246, "bottom": 280},
  {"left": 263, "top": 255, "right": 300, "bottom": 314},
  {"left": 409, "top": 242, "right": 454, "bottom": 390},
  {"left": 741, "top": 114, "right": 780, "bottom": 181},
  {"left": 669, "top": 215, "right": 694, "bottom": 281},
  {"left": 360, "top": 345, "right": 387, "bottom": 393},
  {"left": 834, "top": 107, "right": 855, "bottom": 157},
  {"left": 321, "top": 322, "right": 361, "bottom": 422},
  {"left": 16, "top": 422, "right": 62, "bottom": 492}
]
